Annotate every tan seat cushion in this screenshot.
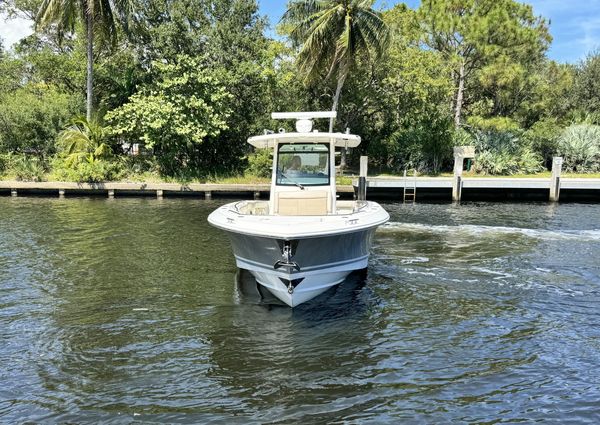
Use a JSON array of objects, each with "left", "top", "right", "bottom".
[{"left": 277, "top": 190, "right": 329, "bottom": 215}]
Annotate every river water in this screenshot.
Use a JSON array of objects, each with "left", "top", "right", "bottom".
[{"left": 0, "top": 197, "right": 599, "bottom": 423}]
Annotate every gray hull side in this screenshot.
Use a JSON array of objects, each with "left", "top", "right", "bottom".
[{"left": 226, "top": 229, "right": 376, "bottom": 275}]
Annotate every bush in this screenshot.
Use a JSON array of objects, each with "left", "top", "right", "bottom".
[
  {"left": 471, "top": 131, "right": 544, "bottom": 175},
  {"left": 9, "top": 155, "right": 47, "bottom": 181},
  {"left": 246, "top": 149, "right": 272, "bottom": 177},
  {"left": 557, "top": 124, "right": 600, "bottom": 172},
  {"left": 51, "top": 157, "right": 122, "bottom": 182},
  {"left": 0, "top": 84, "right": 80, "bottom": 156},
  {"left": 522, "top": 119, "right": 562, "bottom": 168},
  {"left": 0, "top": 154, "right": 7, "bottom": 174}
]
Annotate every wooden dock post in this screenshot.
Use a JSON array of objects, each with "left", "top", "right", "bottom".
[
  {"left": 254, "top": 191, "right": 260, "bottom": 200},
  {"left": 358, "top": 156, "right": 368, "bottom": 201},
  {"left": 108, "top": 189, "right": 115, "bottom": 198},
  {"left": 156, "top": 189, "right": 163, "bottom": 199},
  {"left": 58, "top": 189, "right": 65, "bottom": 198},
  {"left": 452, "top": 146, "right": 475, "bottom": 202},
  {"left": 550, "top": 157, "right": 563, "bottom": 202},
  {"left": 205, "top": 191, "right": 212, "bottom": 200},
  {"left": 10, "top": 188, "right": 17, "bottom": 197}
]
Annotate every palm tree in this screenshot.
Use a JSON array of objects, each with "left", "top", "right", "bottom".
[
  {"left": 58, "top": 116, "right": 113, "bottom": 166},
  {"left": 36, "top": 0, "right": 132, "bottom": 121},
  {"left": 282, "top": 0, "right": 390, "bottom": 134}
]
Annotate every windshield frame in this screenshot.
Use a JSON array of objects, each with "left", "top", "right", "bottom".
[{"left": 275, "top": 142, "right": 331, "bottom": 187}]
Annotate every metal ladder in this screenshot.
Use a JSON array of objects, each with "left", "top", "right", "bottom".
[{"left": 403, "top": 169, "right": 417, "bottom": 202}]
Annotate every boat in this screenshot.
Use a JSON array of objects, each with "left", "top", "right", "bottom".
[{"left": 208, "top": 111, "right": 389, "bottom": 307}]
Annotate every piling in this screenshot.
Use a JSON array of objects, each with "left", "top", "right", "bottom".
[
  {"left": 452, "top": 159, "right": 463, "bottom": 202},
  {"left": 58, "top": 189, "right": 65, "bottom": 198},
  {"left": 254, "top": 191, "right": 260, "bottom": 200},
  {"left": 10, "top": 189, "right": 17, "bottom": 197},
  {"left": 205, "top": 191, "right": 212, "bottom": 200},
  {"left": 156, "top": 189, "right": 163, "bottom": 199},
  {"left": 550, "top": 157, "right": 563, "bottom": 202},
  {"left": 452, "top": 146, "right": 475, "bottom": 202},
  {"left": 108, "top": 189, "right": 115, "bottom": 198},
  {"left": 358, "top": 156, "right": 368, "bottom": 201}
]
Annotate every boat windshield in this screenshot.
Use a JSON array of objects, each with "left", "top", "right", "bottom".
[{"left": 276, "top": 143, "right": 329, "bottom": 187}]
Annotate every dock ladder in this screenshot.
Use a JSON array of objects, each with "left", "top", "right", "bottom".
[{"left": 403, "top": 169, "right": 417, "bottom": 202}]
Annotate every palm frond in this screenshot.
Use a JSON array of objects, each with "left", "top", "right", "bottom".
[{"left": 283, "top": 0, "right": 389, "bottom": 85}]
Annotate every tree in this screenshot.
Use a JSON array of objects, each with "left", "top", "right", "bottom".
[
  {"left": 418, "top": 0, "right": 551, "bottom": 128},
  {"left": 36, "top": 0, "right": 133, "bottom": 120},
  {"left": 106, "top": 55, "right": 232, "bottom": 177},
  {"left": 0, "top": 84, "right": 80, "bottom": 156},
  {"left": 572, "top": 51, "right": 600, "bottom": 123},
  {"left": 282, "top": 0, "right": 390, "bottom": 134}
]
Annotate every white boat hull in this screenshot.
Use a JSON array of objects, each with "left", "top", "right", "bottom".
[
  {"left": 223, "top": 227, "right": 377, "bottom": 307},
  {"left": 209, "top": 200, "right": 389, "bottom": 307}
]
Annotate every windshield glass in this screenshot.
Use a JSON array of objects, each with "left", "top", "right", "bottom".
[{"left": 276, "top": 143, "right": 330, "bottom": 186}]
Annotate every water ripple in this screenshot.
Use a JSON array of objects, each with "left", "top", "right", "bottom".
[{"left": 1, "top": 198, "right": 600, "bottom": 423}]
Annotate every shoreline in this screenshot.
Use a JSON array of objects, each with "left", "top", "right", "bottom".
[{"left": 1, "top": 177, "right": 600, "bottom": 202}]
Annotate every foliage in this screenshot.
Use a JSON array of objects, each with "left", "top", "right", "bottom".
[
  {"left": 379, "top": 120, "right": 454, "bottom": 173},
  {"left": 363, "top": 5, "right": 454, "bottom": 173},
  {"left": 2, "top": 0, "right": 600, "bottom": 180},
  {"left": 571, "top": 51, "right": 600, "bottom": 124},
  {"left": 471, "top": 131, "right": 544, "bottom": 175},
  {"left": 282, "top": 0, "right": 390, "bottom": 134},
  {"left": 6, "top": 154, "right": 48, "bottom": 181},
  {"left": 522, "top": 119, "right": 562, "bottom": 167},
  {"left": 557, "top": 124, "right": 600, "bottom": 173},
  {"left": 246, "top": 149, "right": 272, "bottom": 178},
  {"left": 467, "top": 116, "right": 521, "bottom": 132},
  {"left": 106, "top": 55, "right": 232, "bottom": 177},
  {"left": 0, "top": 84, "right": 80, "bottom": 156},
  {"left": 36, "top": 0, "right": 135, "bottom": 119},
  {"left": 57, "top": 116, "right": 113, "bottom": 166},
  {"left": 452, "top": 128, "right": 476, "bottom": 147},
  {"left": 51, "top": 156, "right": 122, "bottom": 182},
  {"left": 418, "top": 0, "right": 551, "bottom": 127},
  {"left": 283, "top": 0, "right": 390, "bottom": 84}
]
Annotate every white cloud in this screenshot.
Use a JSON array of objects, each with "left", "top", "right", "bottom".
[{"left": 0, "top": 13, "right": 34, "bottom": 49}]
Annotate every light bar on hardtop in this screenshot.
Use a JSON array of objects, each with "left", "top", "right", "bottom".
[{"left": 271, "top": 111, "right": 337, "bottom": 120}]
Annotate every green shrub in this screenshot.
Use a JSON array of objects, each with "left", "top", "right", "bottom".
[
  {"left": 471, "top": 131, "right": 544, "bottom": 175},
  {"left": 522, "top": 119, "right": 562, "bottom": 167},
  {"left": 51, "top": 156, "right": 122, "bottom": 182},
  {"left": 119, "top": 155, "right": 161, "bottom": 179},
  {"left": 0, "top": 154, "right": 8, "bottom": 174},
  {"left": 9, "top": 155, "right": 47, "bottom": 181},
  {"left": 452, "top": 128, "right": 476, "bottom": 147},
  {"left": 0, "top": 85, "right": 80, "bottom": 156},
  {"left": 557, "top": 124, "right": 600, "bottom": 172},
  {"left": 246, "top": 149, "right": 272, "bottom": 178},
  {"left": 467, "top": 116, "right": 521, "bottom": 132}
]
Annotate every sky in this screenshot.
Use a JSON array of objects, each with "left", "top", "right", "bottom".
[{"left": 1, "top": 0, "right": 599, "bottom": 63}]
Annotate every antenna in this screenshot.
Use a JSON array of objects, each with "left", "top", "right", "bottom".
[{"left": 271, "top": 111, "right": 336, "bottom": 133}]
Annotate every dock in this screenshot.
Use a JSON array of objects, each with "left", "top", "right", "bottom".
[
  {"left": 0, "top": 181, "right": 355, "bottom": 199},
  {"left": 2, "top": 175, "right": 600, "bottom": 202},
  {"left": 361, "top": 176, "right": 600, "bottom": 202}
]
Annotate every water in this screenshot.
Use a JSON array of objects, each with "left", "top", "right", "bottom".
[{"left": 1, "top": 197, "right": 599, "bottom": 423}]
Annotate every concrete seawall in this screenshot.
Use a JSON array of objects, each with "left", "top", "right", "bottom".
[
  {"left": 2, "top": 178, "right": 600, "bottom": 201},
  {"left": 0, "top": 181, "right": 354, "bottom": 199},
  {"left": 359, "top": 177, "right": 600, "bottom": 202}
]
